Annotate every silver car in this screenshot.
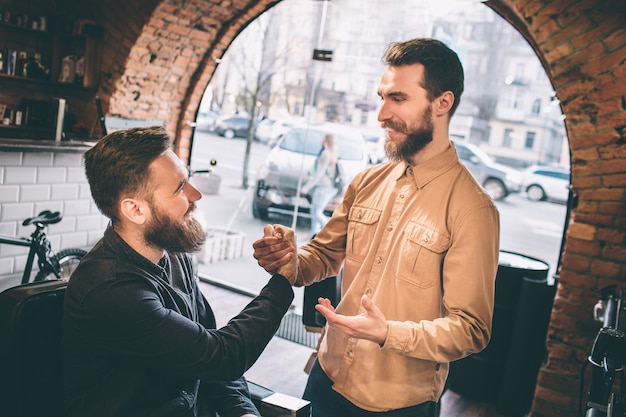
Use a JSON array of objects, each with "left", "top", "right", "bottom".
[
  {"left": 253, "top": 122, "right": 369, "bottom": 220},
  {"left": 455, "top": 142, "right": 522, "bottom": 201}
]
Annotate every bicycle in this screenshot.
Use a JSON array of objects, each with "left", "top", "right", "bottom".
[
  {"left": 0, "top": 210, "right": 87, "bottom": 284},
  {"left": 580, "top": 285, "right": 626, "bottom": 417}
]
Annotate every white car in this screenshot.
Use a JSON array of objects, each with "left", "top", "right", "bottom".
[
  {"left": 253, "top": 122, "right": 369, "bottom": 220},
  {"left": 254, "top": 117, "right": 304, "bottom": 146},
  {"left": 522, "top": 165, "right": 571, "bottom": 202}
]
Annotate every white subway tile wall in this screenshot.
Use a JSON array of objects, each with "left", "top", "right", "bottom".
[{"left": 0, "top": 151, "right": 106, "bottom": 291}]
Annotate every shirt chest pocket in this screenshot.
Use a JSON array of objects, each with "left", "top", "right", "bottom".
[
  {"left": 347, "top": 206, "right": 381, "bottom": 260},
  {"left": 396, "top": 222, "right": 450, "bottom": 288}
]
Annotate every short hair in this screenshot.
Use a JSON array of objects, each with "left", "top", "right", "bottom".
[
  {"left": 382, "top": 38, "right": 464, "bottom": 117},
  {"left": 84, "top": 126, "right": 172, "bottom": 223}
]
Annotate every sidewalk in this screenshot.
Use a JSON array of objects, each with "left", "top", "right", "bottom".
[{"left": 194, "top": 173, "right": 309, "bottom": 313}]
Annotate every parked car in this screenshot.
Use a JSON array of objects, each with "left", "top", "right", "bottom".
[
  {"left": 252, "top": 122, "right": 369, "bottom": 220},
  {"left": 254, "top": 117, "right": 303, "bottom": 146},
  {"left": 212, "top": 115, "right": 251, "bottom": 138},
  {"left": 194, "top": 110, "right": 219, "bottom": 131},
  {"left": 521, "top": 165, "right": 571, "bottom": 202},
  {"left": 455, "top": 142, "right": 522, "bottom": 201}
]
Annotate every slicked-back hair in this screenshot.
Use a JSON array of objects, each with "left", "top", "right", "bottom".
[
  {"left": 84, "top": 126, "right": 172, "bottom": 223},
  {"left": 382, "top": 38, "right": 464, "bottom": 117}
]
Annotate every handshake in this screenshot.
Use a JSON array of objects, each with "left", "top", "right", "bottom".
[{"left": 253, "top": 224, "right": 298, "bottom": 285}]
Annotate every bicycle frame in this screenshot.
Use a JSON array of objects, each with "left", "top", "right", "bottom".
[{"left": 0, "top": 226, "right": 58, "bottom": 284}]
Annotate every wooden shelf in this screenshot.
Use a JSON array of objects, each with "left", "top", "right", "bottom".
[
  {"left": 0, "top": 73, "right": 97, "bottom": 90},
  {"left": 0, "top": 18, "right": 102, "bottom": 89},
  {"left": 0, "top": 12, "right": 103, "bottom": 142},
  {"left": 0, "top": 20, "right": 50, "bottom": 35}
]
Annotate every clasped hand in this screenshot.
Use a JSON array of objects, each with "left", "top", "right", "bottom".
[{"left": 253, "top": 224, "right": 297, "bottom": 284}]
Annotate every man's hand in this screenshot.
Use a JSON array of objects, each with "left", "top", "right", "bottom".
[
  {"left": 253, "top": 224, "right": 297, "bottom": 284},
  {"left": 315, "top": 294, "right": 388, "bottom": 346},
  {"left": 273, "top": 225, "right": 297, "bottom": 284}
]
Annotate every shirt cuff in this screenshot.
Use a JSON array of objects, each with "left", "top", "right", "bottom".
[{"left": 380, "top": 320, "right": 410, "bottom": 353}]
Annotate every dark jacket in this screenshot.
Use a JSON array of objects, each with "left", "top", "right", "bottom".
[{"left": 63, "top": 226, "right": 294, "bottom": 417}]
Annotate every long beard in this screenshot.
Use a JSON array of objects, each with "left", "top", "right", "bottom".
[
  {"left": 144, "top": 203, "right": 206, "bottom": 254},
  {"left": 383, "top": 107, "right": 434, "bottom": 162}
]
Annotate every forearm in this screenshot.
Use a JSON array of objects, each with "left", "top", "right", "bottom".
[{"left": 83, "top": 275, "right": 294, "bottom": 381}]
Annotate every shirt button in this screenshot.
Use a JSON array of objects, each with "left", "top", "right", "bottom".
[
  {"left": 423, "top": 235, "right": 430, "bottom": 242},
  {"left": 399, "top": 194, "right": 405, "bottom": 199},
  {"left": 365, "top": 289, "right": 372, "bottom": 296},
  {"left": 387, "top": 226, "right": 393, "bottom": 232},
  {"left": 347, "top": 350, "right": 353, "bottom": 358},
  {"left": 357, "top": 212, "right": 363, "bottom": 219},
  {"left": 375, "top": 257, "right": 382, "bottom": 264}
]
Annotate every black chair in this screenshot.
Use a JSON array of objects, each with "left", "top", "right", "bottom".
[{"left": 0, "top": 280, "right": 67, "bottom": 417}]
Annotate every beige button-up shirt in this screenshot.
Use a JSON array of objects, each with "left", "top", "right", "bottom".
[{"left": 296, "top": 142, "right": 500, "bottom": 411}]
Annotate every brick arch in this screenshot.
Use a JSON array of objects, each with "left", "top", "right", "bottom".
[
  {"left": 100, "top": 1, "right": 625, "bottom": 415},
  {"left": 95, "top": 0, "right": 279, "bottom": 161}
]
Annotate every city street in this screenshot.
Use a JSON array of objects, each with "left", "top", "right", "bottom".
[{"left": 190, "top": 131, "right": 569, "bottom": 298}]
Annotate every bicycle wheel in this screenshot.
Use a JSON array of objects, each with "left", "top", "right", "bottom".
[{"left": 34, "top": 248, "right": 87, "bottom": 281}]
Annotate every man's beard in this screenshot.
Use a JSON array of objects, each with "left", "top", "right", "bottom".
[
  {"left": 144, "top": 202, "right": 206, "bottom": 254},
  {"left": 383, "top": 107, "right": 434, "bottom": 162}
]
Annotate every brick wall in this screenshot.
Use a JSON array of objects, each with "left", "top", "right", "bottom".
[
  {"left": 0, "top": 150, "right": 107, "bottom": 291},
  {"left": 489, "top": 1, "right": 626, "bottom": 415}
]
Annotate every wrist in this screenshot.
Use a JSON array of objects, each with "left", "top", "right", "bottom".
[{"left": 377, "top": 322, "right": 389, "bottom": 347}]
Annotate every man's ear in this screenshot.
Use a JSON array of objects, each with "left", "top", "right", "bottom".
[
  {"left": 434, "top": 91, "right": 455, "bottom": 117},
  {"left": 119, "top": 198, "right": 148, "bottom": 225}
]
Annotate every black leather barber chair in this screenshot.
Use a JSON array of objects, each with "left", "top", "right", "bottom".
[{"left": 0, "top": 280, "right": 67, "bottom": 417}]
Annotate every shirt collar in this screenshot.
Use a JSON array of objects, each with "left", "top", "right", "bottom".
[{"left": 395, "top": 141, "right": 460, "bottom": 188}]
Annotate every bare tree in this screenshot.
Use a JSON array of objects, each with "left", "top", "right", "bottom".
[
  {"left": 230, "top": 21, "right": 272, "bottom": 189},
  {"left": 209, "top": 61, "right": 230, "bottom": 112},
  {"left": 227, "top": 11, "right": 307, "bottom": 189}
]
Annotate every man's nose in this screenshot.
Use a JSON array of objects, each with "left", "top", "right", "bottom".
[
  {"left": 377, "top": 101, "right": 390, "bottom": 122},
  {"left": 185, "top": 182, "right": 202, "bottom": 201}
]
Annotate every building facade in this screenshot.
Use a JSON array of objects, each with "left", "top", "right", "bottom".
[{"left": 215, "top": 0, "right": 568, "bottom": 168}]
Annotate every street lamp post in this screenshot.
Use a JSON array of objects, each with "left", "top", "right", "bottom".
[{"left": 291, "top": 0, "right": 332, "bottom": 230}]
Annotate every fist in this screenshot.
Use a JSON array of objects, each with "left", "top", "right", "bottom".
[{"left": 271, "top": 225, "right": 298, "bottom": 285}]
